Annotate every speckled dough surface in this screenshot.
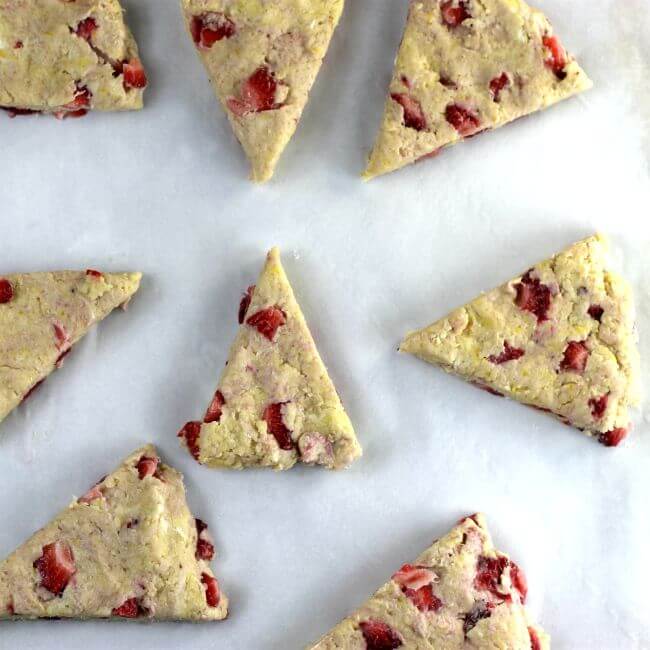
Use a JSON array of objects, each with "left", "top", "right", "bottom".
[
  {"left": 181, "top": 0, "right": 344, "bottom": 182},
  {"left": 0, "top": 0, "right": 146, "bottom": 116},
  {"left": 364, "top": 0, "right": 592, "bottom": 179},
  {"left": 400, "top": 235, "right": 640, "bottom": 447},
  {"left": 308, "top": 514, "right": 549, "bottom": 650},
  {"left": 0, "top": 270, "right": 141, "bottom": 425},
  {"left": 178, "top": 247, "right": 361, "bottom": 470},
  {"left": 0, "top": 445, "right": 227, "bottom": 621}
]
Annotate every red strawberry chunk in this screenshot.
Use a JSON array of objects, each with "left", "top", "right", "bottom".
[
  {"left": 588, "top": 304, "right": 604, "bottom": 321},
  {"left": 86, "top": 269, "right": 103, "bottom": 279},
  {"left": 474, "top": 555, "right": 509, "bottom": 599},
  {"left": 391, "top": 93, "right": 427, "bottom": 131},
  {"left": 509, "top": 561, "right": 528, "bottom": 603},
  {"left": 489, "top": 72, "right": 510, "bottom": 102},
  {"left": 0, "top": 279, "right": 14, "bottom": 303},
  {"left": 392, "top": 564, "right": 435, "bottom": 591},
  {"left": 246, "top": 306, "right": 286, "bottom": 341},
  {"left": 201, "top": 573, "right": 220, "bottom": 607},
  {"left": 57, "top": 84, "right": 92, "bottom": 119},
  {"left": 560, "top": 341, "right": 589, "bottom": 373},
  {"left": 263, "top": 403, "right": 294, "bottom": 450},
  {"left": 445, "top": 103, "right": 481, "bottom": 136},
  {"left": 359, "top": 620, "right": 403, "bottom": 649},
  {"left": 33, "top": 542, "right": 76, "bottom": 596},
  {"left": 488, "top": 341, "right": 524, "bottom": 365},
  {"left": 178, "top": 421, "right": 202, "bottom": 460},
  {"left": 529, "top": 627, "right": 542, "bottom": 650},
  {"left": 136, "top": 455, "right": 159, "bottom": 480},
  {"left": 53, "top": 322, "right": 69, "bottom": 351},
  {"left": 238, "top": 285, "right": 255, "bottom": 324},
  {"left": 404, "top": 585, "right": 443, "bottom": 612},
  {"left": 123, "top": 58, "right": 147, "bottom": 90},
  {"left": 195, "top": 519, "right": 215, "bottom": 561},
  {"left": 589, "top": 393, "right": 609, "bottom": 420},
  {"left": 440, "top": 0, "right": 471, "bottom": 27},
  {"left": 191, "top": 13, "right": 236, "bottom": 49},
  {"left": 14, "top": 41, "right": 23, "bottom": 49},
  {"left": 227, "top": 67, "right": 283, "bottom": 117},
  {"left": 598, "top": 427, "right": 628, "bottom": 447},
  {"left": 204, "top": 390, "right": 225, "bottom": 424},
  {"left": 6, "top": 599, "right": 15, "bottom": 615},
  {"left": 75, "top": 17, "right": 97, "bottom": 41},
  {"left": 78, "top": 484, "right": 103, "bottom": 504},
  {"left": 514, "top": 271, "right": 552, "bottom": 322},
  {"left": 542, "top": 35, "right": 568, "bottom": 79},
  {"left": 463, "top": 602, "right": 493, "bottom": 637},
  {"left": 112, "top": 597, "right": 140, "bottom": 618}
]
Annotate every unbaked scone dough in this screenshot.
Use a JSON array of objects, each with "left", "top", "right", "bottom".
[
  {"left": 180, "top": 0, "right": 344, "bottom": 182},
  {"left": 178, "top": 247, "right": 362, "bottom": 470},
  {"left": 0, "top": 269, "right": 141, "bottom": 424},
  {"left": 0, "top": 445, "right": 227, "bottom": 621},
  {"left": 400, "top": 235, "right": 639, "bottom": 447},
  {"left": 0, "top": 0, "right": 146, "bottom": 117},
  {"left": 364, "top": 0, "right": 592, "bottom": 180},
  {"left": 307, "top": 514, "right": 549, "bottom": 650}
]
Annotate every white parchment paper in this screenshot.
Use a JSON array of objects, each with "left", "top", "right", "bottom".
[{"left": 0, "top": 0, "right": 649, "bottom": 648}]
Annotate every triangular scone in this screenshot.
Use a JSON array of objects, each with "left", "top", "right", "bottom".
[
  {"left": 401, "top": 235, "right": 640, "bottom": 447},
  {"left": 0, "top": 270, "right": 141, "bottom": 424},
  {"left": 178, "top": 247, "right": 361, "bottom": 470},
  {"left": 0, "top": 0, "right": 147, "bottom": 118},
  {"left": 0, "top": 445, "right": 227, "bottom": 621},
  {"left": 181, "top": 0, "right": 344, "bottom": 182},
  {"left": 308, "top": 514, "right": 549, "bottom": 650},
  {"left": 363, "top": 0, "right": 592, "bottom": 180}
]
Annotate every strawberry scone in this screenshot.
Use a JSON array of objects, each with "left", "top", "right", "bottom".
[
  {"left": 181, "top": 0, "right": 344, "bottom": 182},
  {"left": 178, "top": 247, "right": 361, "bottom": 470},
  {"left": 0, "top": 445, "right": 227, "bottom": 621},
  {"left": 308, "top": 514, "right": 548, "bottom": 649},
  {"left": 0, "top": 0, "right": 147, "bottom": 119},
  {"left": 400, "top": 235, "right": 640, "bottom": 447},
  {"left": 363, "top": 0, "right": 592, "bottom": 180},
  {"left": 0, "top": 270, "right": 141, "bottom": 425}
]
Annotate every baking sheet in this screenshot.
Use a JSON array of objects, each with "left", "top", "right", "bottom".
[{"left": 1, "top": 0, "right": 649, "bottom": 648}]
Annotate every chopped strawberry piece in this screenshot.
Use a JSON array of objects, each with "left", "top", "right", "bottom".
[
  {"left": 474, "top": 555, "right": 509, "bottom": 599},
  {"left": 404, "top": 585, "right": 443, "bottom": 612},
  {"left": 122, "top": 58, "right": 147, "bottom": 90},
  {"left": 488, "top": 341, "right": 524, "bottom": 365},
  {"left": 112, "top": 597, "right": 141, "bottom": 618},
  {"left": 75, "top": 17, "right": 97, "bottom": 41},
  {"left": 201, "top": 573, "right": 220, "bottom": 607},
  {"left": 227, "top": 67, "right": 283, "bottom": 117},
  {"left": 509, "top": 561, "right": 528, "bottom": 603},
  {"left": 390, "top": 93, "right": 427, "bottom": 131},
  {"left": 529, "top": 627, "right": 542, "bottom": 650},
  {"left": 195, "top": 519, "right": 215, "bottom": 561},
  {"left": 445, "top": 103, "right": 481, "bottom": 136},
  {"left": 463, "top": 602, "right": 493, "bottom": 637},
  {"left": 14, "top": 41, "right": 23, "bottom": 49},
  {"left": 56, "top": 84, "right": 92, "bottom": 119},
  {"left": 78, "top": 484, "right": 103, "bottom": 504},
  {"left": 204, "top": 390, "right": 225, "bottom": 424},
  {"left": 263, "top": 403, "right": 294, "bottom": 450},
  {"left": 598, "top": 427, "right": 628, "bottom": 447},
  {"left": 86, "top": 269, "right": 103, "bottom": 278},
  {"left": 359, "top": 620, "right": 403, "bottom": 649},
  {"left": 588, "top": 304, "right": 604, "bottom": 321},
  {"left": 542, "top": 34, "right": 568, "bottom": 79},
  {"left": 589, "top": 393, "right": 609, "bottom": 420},
  {"left": 0, "top": 279, "right": 14, "bottom": 303},
  {"left": 514, "top": 271, "right": 552, "bottom": 322},
  {"left": 560, "top": 341, "right": 589, "bottom": 373},
  {"left": 178, "top": 421, "right": 202, "bottom": 460},
  {"left": 489, "top": 72, "right": 510, "bottom": 102},
  {"left": 440, "top": 0, "right": 471, "bottom": 27},
  {"left": 392, "top": 564, "right": 435, "bottom": 591},
  {"left": 53, "top": 322, "right": 69, "bottom": 351},
  {"left": 246, "top": 306, "right": 286, "bottom": 341},
  {"left": 238, "top": 285, "right": 255, "bottom": 324},
  {"left": 136, "top": 455, "right": 159, "bottom": 480},
  {"left": 6, "top": 599, "right": 15, "bottom": 615},
  {"left": 33, "top": 542, "right": 76, "bottom": 596},
  {"left": 191, "top": 13, "right": 236, "bottom": 49}
]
